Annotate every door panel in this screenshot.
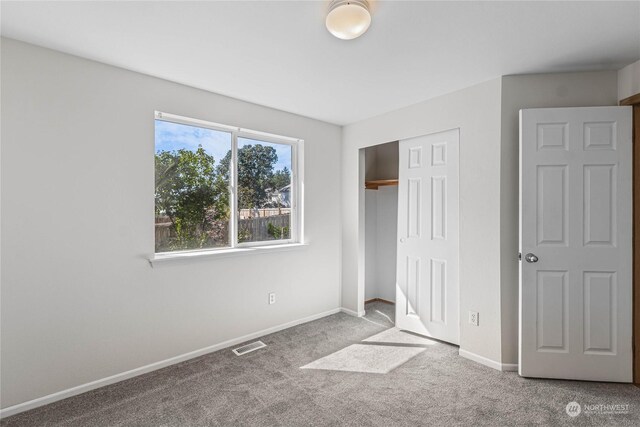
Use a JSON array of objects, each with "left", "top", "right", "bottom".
[
  {"left": 431, "top": 177, "right": 446, "bottom": 239},
  {"left": 430, "top": 258, "right": 446, "bottom": 323},
  {"left": 520, "top": 107, "right": 632, "bottom": 382},
  {"left": 583, "top": 271, "right": 616, "bottom": 354},
  {"left": 536, "top": 165, "right": 568, "bottom": 246},
  {"left": 583, "top": 165, "right": 616, "bottom": 246},
  {"left": 536, "top": 270, "right": 568, "bottom": 352},
  {"left": 406, "top": 256, "right": 420, "bottom": 317},
  {"left": 407, "top": 178, "right": 422, "bottom": 238},
  {"left": 396, "top": 129, "right": 459, "bottom": 345}
]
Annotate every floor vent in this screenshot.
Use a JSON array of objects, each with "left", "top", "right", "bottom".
[{"left": 232, "top": 340, "right": 267, "bottom": 356}]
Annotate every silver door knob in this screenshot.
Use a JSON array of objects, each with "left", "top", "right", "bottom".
[
  {"left": 400, "top": 238, "right": 405, "bottom": 243},
  {"left": 525, "top": 253, "right": 538, "bottom": 263}
]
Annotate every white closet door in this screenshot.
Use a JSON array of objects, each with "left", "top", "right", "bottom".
[{"left": 396, "top": 129, "right": 459, "bottom": 345}]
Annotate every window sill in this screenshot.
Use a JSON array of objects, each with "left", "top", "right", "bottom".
[{"left": 148, "top": 243, "right": 308, "bottom": 266}]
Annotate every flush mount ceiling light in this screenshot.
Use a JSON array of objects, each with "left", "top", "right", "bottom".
[{"left": 326, "top": 0, "right": 371, "bottom": 40}]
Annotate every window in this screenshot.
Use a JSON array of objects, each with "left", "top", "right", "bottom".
[{"left": 154, "top": 112, "right": 301, "bottom": 255}]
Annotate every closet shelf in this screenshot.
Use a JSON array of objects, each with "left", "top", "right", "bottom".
[{"left": 365, "top": 179, "right": 399, "bottom": 190}]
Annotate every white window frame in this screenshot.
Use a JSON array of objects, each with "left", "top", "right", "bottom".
[{"left": 153, "top": 111, "right": 304, "bottom": 259}]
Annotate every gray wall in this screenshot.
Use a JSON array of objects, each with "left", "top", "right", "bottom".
[
  {"left": 364, "top": 141, "right": 399, "bottom": 181},
  {"left": 343, "top": 78, "right": 504, "bottom": 364},
  {"left": 618, "top": 60, "right": 640, "bottom": 101},
  {"left": 364, "top": 189, "right": 378, "bottom": 301},
  {"left": 1, "top": 38, "right": 343, "bottom": 408},
  {"left": 364, "top": 186, "right": 398, "bottom": 303},
  {"left": 499, "top": 71, "right": 619, "bottom": 364},
  {"left": 372, "top": 185, "right": 398, "bottom": 302}
]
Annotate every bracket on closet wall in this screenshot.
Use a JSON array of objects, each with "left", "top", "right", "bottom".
[{"left": 364, "top": 179, "right": 398, "bottom": 190}]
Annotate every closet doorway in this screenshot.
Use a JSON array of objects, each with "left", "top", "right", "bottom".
[{"left": 364, "top": 141, "right": 399, "bottom": 314}]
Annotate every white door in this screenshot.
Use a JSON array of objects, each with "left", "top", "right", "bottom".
[
  {"left": 519, "top": 107, "right": 632, "bottom": 382},
  {"left": 396, "top": 129, "right": 459, "bottom": 345}
]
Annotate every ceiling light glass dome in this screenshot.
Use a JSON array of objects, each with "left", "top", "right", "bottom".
[{"left": 326, "top": 0, "right": 371, "bottom": 40}]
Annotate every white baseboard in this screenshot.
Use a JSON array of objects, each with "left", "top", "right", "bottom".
[
  {"left": 501, "top": 363, "right": 518, "bottom": 372},
  {"left": 0, "top": 307, "right": 342, "bottom": 419},
  {"left": 458, "top": 349, "right": 518, "bottom": 372},
  {"left": 340, "top": 307, "right": 365, "bottom": 317}
]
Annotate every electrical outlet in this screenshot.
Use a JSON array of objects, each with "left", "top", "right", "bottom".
[
  {"left": 268, "top": 293, "right": 276, "bottom": 305},
  {"left": 469, "top": 311, "right": 479, "bottom": 326}
]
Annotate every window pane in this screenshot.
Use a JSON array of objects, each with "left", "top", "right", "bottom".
[
  {"left": 237, "top": 137, "right": 292, "bottom": 243},
  {"left": 155, "top": 120, "right": 232, "bottom": 252}
]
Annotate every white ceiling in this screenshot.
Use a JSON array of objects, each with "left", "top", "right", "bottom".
[{"left": 2, "top": 1, "right": 639, "bottom": 125}]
